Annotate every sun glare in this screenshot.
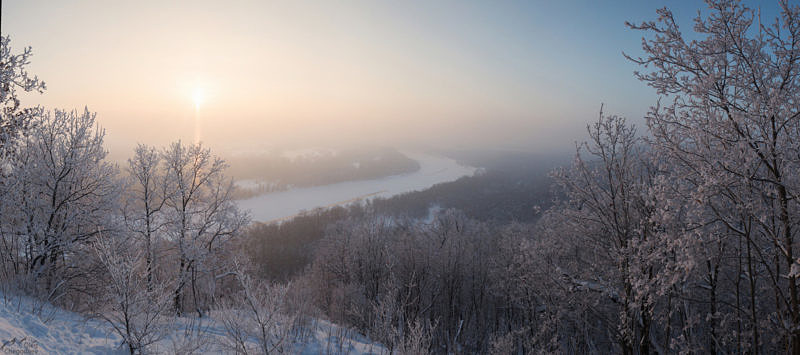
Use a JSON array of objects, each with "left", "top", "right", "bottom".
[{"left": 192, "top": 87, "right": 204, "bottom": 109}]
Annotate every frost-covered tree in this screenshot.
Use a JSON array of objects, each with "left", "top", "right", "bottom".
[
  {"left": 162, "top": 141, "right": 249, "bottom": 316},
  {"left": 306, "top": 210, "right": 525, "bottom": 353},
  {"left": 123, "top": 144, "right": 169, "bottom": 291},
  {"left": 0, "top": 35, "right": 46, "bottom": 280},
  {"left": 6, "top": 108, "right": 118, "bottom": 298},
  {"left": 92, "top": 233, "right": 172, "bottom": 355},
  {"left": 0, "top": 36, "right": 121, "bottom": 306},
  {"left": 627, "top": 0, "right": 800, "bottom": 352},
  {"left": 551, "top": 111, "right": 658, "bottom": 354},
  {"left": 0, "top": 35, "right": 46, "bottom": 150},
  {"left": 216, "top": 258, "right": 296, "bottom": 354}
]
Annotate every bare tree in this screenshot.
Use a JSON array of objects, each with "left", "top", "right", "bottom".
[
  {"left": 216, "top": 258, "right": 296, "bottom": 354},
  {"left": 551, "top": 111, "right": 657, "bottom": 354},
  {"left": 161, "top": 141, "right": 249, "bottom": 316},
  {"left": 92, "top": 233, "right": 172, "bottom": 354},
  {"left": 123, "top": 144, "right": 169, "bottom": 291},
  {"left": 10, "top": 108, "right": 118, "bottom": 299}
]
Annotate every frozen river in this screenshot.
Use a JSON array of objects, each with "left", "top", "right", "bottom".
[{"left": 236, "top": 153, "right": 477, "bottom": 223}]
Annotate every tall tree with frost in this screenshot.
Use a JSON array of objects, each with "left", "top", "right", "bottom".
[
  {"left": 0, "top": 37, "right": 119, "bottom": 304},
  {"left": 12, "top": 108, "right": 118, "bottom": 296},
  {"left": 552, "top": 112, "right": 657, "bottom": 354},
  {"left": 627, "top": 0, "right": 800, "bottom": 351},
  {"left": 162, "top": 141, "right": 248, "bottom": 316},
  {"left": 0, "top": 35, "right": 46, "bottom": 280},
  {"left": 123, "top": 144, "right": 169, "bottom": 291}
]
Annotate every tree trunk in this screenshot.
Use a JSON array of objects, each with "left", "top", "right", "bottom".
[{"left": 174, "top": 255, "right": 185, "bottom": 316}]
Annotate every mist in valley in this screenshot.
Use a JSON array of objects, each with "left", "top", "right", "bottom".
[{"left": 1, "top": 0, "right": 799, "bottom": 354}]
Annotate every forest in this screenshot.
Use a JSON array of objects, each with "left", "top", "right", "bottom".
[{"left": 1, "top": 0, "right": 800, "bottom": 354}]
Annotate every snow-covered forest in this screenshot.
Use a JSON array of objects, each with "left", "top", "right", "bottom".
[{"left": 2, "top": 0, "right": 800, "bottom": 354}]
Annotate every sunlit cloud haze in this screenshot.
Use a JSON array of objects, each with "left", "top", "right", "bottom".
[{"left": 2, "top": 0, "right": 772, "bottom": 159}]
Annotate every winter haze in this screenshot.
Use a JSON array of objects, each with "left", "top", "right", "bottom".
[
  {"left": 0, "top": 0, "right": 702, "bottom": 157},
  {"left": 2, "top": 0, "right": 799, "bottom": 354}
]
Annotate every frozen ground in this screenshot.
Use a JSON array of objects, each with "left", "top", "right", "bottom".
[
  {"left": 0, "top": 292, "right": 385, "bottom": 354},
  {"left": 0, "top": 293, "right": 124, "bottom": 354},
  {"left": 237, "top": 152, "right": 477, "bottom": 223}
]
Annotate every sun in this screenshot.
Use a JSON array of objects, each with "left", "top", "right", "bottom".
[{"left": 192, "top": 87, "right": 205, "bottom": 109}]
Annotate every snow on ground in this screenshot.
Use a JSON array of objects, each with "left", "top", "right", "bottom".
[
  {"left": 291, "top": 319, "right": 386, "bottom": 355},
  {"left": 0, "top": 292, "right": 385, "bottom": 354},
  {"left": 237, "top": 152, "right": 477, "bottom": 223},
  {"left": 0, "top": 293, "right": 123, "bottom": 354}
]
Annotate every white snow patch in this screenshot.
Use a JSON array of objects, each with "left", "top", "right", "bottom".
[
  {"left": 0, "top": 294, "right": 123, "bottom": 354},
  {"left": 0, "top": 292, "right": 386, "bottom": 354}
]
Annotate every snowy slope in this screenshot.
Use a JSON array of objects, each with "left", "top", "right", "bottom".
[
  {"left": 0, "top": 292, "right": 385, "bottom": 354},
  {"left": 0, "top": 294, "right": 123, "bottom": 354}
]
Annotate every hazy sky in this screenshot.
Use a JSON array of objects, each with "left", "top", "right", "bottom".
[{"left": 1, "top": 0, "right": 783, "bottom": 158}]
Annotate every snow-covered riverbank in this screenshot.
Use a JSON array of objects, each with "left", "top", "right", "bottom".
[{"left": 236, "top": 153, "right": 477, "bottom": 223}]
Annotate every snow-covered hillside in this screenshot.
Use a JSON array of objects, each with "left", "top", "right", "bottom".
[
  {"left": 0, "top": 292, "right": 385, "bottom": 354},
  {"left": 0, "top": 293, "right": 123, "bottom": 354}
]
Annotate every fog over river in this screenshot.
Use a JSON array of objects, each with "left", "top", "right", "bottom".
[{"left": 236, "top": 153, "right": 477, "bottom": 223}]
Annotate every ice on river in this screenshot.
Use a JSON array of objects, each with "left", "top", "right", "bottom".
[{"left": 236, "top": 153, "right": 476, "bottom": 223}]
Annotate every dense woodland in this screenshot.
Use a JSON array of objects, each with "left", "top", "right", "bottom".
[
  {"left": 371, "top": 150, "right": 560, "bottom": 223},
  {"left": 245, "top": 151, "right": 558, "bottom": 282},
  {"left": 1, "top": 0, "right": 800, "bottom": 354}
]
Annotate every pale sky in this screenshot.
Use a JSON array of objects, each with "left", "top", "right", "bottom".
[{"left": 2, "top": 0, "right": 778, "bottom": 159}]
